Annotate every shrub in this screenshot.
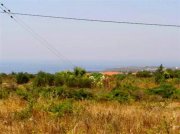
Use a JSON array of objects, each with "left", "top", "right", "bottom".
[
  {"left": 78, "top": 77, "right": 93, "bottom": 88},
  {"left": 90, "top": 73, "right": 103, "bottom": 81},
  {"left": 114, "top": 74, "right": 126, "bottom": 80},
  {"left": 0, "top": 76, "right": 2, "bottom": 85},
  {"left": 49, "top": 100, "right": 73, "bottom": 116},
  {"left": 131, "top": 89, "right": 147, "bottom": 101},
  {"left": 136, "top": 71, "right": 152, "bottom": 78},
  {"left": 71, "top": 89, "right": 93, "bottom": 100},
  {"left": 174, "top": 70, "right": 180, "bottom": 78},
  {"left": 164, "top": 69, "right": 174, "bottom": 79},
  {"left": 107, "top": 84, "right": 141, "bottom": 102},
  {"left": 33, "top": 71, "right": 55, "bottom": 87},
  {"left": 16, "top": 72, "right": 30, "bottom": 84},
  {"left": 14, "top": 102, "right": 33, "bottom": 120},
  {"left": 108, "top": 89, "right": 131, "bottom": 103},
  {"left": 154, "top": 64, "right": 165, "bottom": 84},
  {"left": 0, "top": 73, "right": 7, "bottom": 78},
  {"left": 41, "top": 87, "right": 70, "bottom": 99},
  {"left": 16, "top": 88, "right": 31, "bottom": 101},
  {"left": 172, "top": 89, "right": 180, "bottom": 99},
  {"left": 0, "top": 88, "right": 10, "bottom": 99},
  {"left": 54, "top": 73, "right": 65, "bottom": 86},
  {"left": 149, "top": 84, "right": 177, "bottom": 98},
  {"left": 33, "top": 72, "right": 47, "bottom": 87},
  {"left": 14, "top": 108, "right": 32, "bottom": 120},
  {"left": 46, "top": 73, "right": 55, "bottom": 86},
  {"left": 74, "top": 67, "right": 86, "bottom": 77},
  {"left": 66, "top": 75, "right": 79, "bottom": 87},
  {"left": 54, "top": 87, "right": 71, "bottom": 98}
]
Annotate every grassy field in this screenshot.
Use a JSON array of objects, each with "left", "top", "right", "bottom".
[
  {"left": 0, "top": 97, "right": 180, "bottom": 133},
  {"left": 0, "top": 67, "right": 180, "bottom": 134}
]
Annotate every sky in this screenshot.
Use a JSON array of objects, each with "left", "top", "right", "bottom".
[{"left": 0, "top": 0, "right": 180, "bottom": 72}]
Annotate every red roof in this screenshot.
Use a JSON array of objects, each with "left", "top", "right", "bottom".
[{"left": 101, "top": 72, "right": 120, "bottom": 76}]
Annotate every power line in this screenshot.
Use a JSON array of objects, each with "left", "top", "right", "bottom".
[
  {"left": 1, "top": 11, "right": 180, "bottom": 28},
  {"left": 0, "top": 3, "right": 75, "bottom": 68}
]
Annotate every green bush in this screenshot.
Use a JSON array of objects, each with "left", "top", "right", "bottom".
[
  {"left": 107, "top": 84, "right": 141, "bottom": 102},
  {"left": 0, "top": 88, "right": 10, "bottom": 99},
  {"left": 33, "top": 72, "right": 47, "bottom": 87},
  {"left": 46, "top": 73, "right": 55, "bottom": 86},
  {"left": 14, "top": 102, "right": 33, "bottom": 120},
  {"left": 114, "top": 74, "right": 126, "bottom": 80},
  {"left": 54, "top": 73, "right": 65, "bottom": 86},
  {"left": 33, "top": 71, "right": 55, "bottom": 87},
  {"left": 14, "top": 108, "right": 32, "bottom": 120},
  {"left": 0, "top": 73, "right": 7, "bottom": 78},
  {"left": 136, "top": 71, "right": 152, "bottom": 78},
  {"left": 108, "top": 89, "right": 131, "bottom": 103},
  {"left": 74, "top": 67, "right": 86, "bottom": 77},
  {"left": 66, "top": 76, "right": 92, "bottom": 88},
  {"left": 90, "top": 73, "right": 103, "bottom": 81},
  {"left": 54, "top": 87, "right": 70, "bottom": 98},
  {"left": 0, "top": 76, "right": 2, "bottom": 85},
  {"left": 66, "top": 76, "right": 79, "bottom": 87},
  {"left": 131, "top": 89, "right": 147, "bottom": 101},
  {"left": 16, "top": 88, "right": 31, "bottom": 101},
  {"left": 78, "top": 77, "right": 93, "bottom": 88},
  {"left": 71, "top": 89, "right": 93, "bottom": 100},
  {"left": 172, "top": 89, "right": 180, "bottom": 99},
  {"left": 49, "top": 100, "right": 73, "bottom": 116},
  {"left": 16, "top": 72, "right": 30, "bottom": 84},
  {"left": 154, "top": 64, "right": 165, "bottom": 84},
  {"left": 174, "top": 70, "right": 180, "bottom": 78},
  {"left": 149, "top": 84, "right": 177, "bottom": 98},
  {"left": 40, "top": 87, "right": 69, "bottom": 99}
]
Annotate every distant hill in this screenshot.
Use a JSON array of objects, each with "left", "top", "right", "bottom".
[{"left": 105, "top": 66, "right": 180, "bottom": 73}]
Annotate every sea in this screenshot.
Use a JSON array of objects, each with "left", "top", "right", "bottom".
[
  {"left": 0, "top": 61, "right": 118, "bottom": 74},
  {"left": 1, "top": 60, "right": 179, "bottom": 74}
]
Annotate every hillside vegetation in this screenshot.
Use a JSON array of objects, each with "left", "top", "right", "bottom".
[{"left": 0, "top": 65, "right": 180, "bottom": 134}]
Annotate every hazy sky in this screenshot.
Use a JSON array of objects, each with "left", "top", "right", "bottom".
[{"left": 0, "top": 0, "right": 180, "bottom": 67}]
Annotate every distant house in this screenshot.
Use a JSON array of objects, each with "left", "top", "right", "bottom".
[{"left": 101, "top": 71, "right": 121, "bottom": 76}]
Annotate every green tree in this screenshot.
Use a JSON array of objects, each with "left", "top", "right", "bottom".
[
  {"left": 33, "top": 72, "right": 46, "bottom": 87},
  {"left": 154, "top": 64, "right": 165, "bottom": 84},
  {"left": 74, "top": 67, "right": 86, "bottom": 77},
  {"left": 16, "top": 72, "right": 30, "bottom": 84}
]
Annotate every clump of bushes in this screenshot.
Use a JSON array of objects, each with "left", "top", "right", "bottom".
[
  {"left": 74, "top": 67, "right": 86, "bottom": 77},
  {"left": 49, "top": 100, "right": 73, "bottom": 116},
  {"left": 40, "top": 87, "right": 93, "bottom": 100},
  {"left": 67, "top": 77, "right": 93, "bottom": 88},
  {"left": 71, "top": 89, "right": 93, "bottom": 100},
  {"left": 106, "top": 84, "right": 141, "bottom": 103},
  {"left": 136, "top": 71, "right": 152, "bottom": 78},
  {"left": 0, "top": 88, "right": 10, "bottom": 99},
  {"left": 16, "top": 72, "right": 30, "bottom": 84},
  {"left": 16, "top": 88, "right": 31, "bottom": 101},
  {"left": 154, "top": 64, "right": 165, "bottom": 84},
  {"left": 149, "top": 84, "right": 179, "bottom": 99},
  {"left": 14, "top": 101, "right": 34, "bottom": 120},
  {"left": 33, "top": 68, "right": 92, "bottom": 88},
  {"left": 0, "top": 76, "right": 2, "bottom": 85},
  {"left": 114, "top": 74, "right": 126, "bottom": 80},
  {"left": 33, "top": 71, "right": 55, "bottom": 87},
  {"left": 14, "top": 107, "right": 32, "bottom": 120},
  {"left": 108, "top": 89, "right": 131, "bottom": 103}
]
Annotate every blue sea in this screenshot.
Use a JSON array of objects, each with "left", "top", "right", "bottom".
[
  {"left": 1, "top": 60, "right": 179, "bottom": 74},
  {"left": 0, "top": 61, "right": 118, "bottom": 73}
]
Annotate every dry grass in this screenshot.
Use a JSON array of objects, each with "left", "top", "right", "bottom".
[{"left": 0, "top": 95, "right": 180, "bottom": 134}]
